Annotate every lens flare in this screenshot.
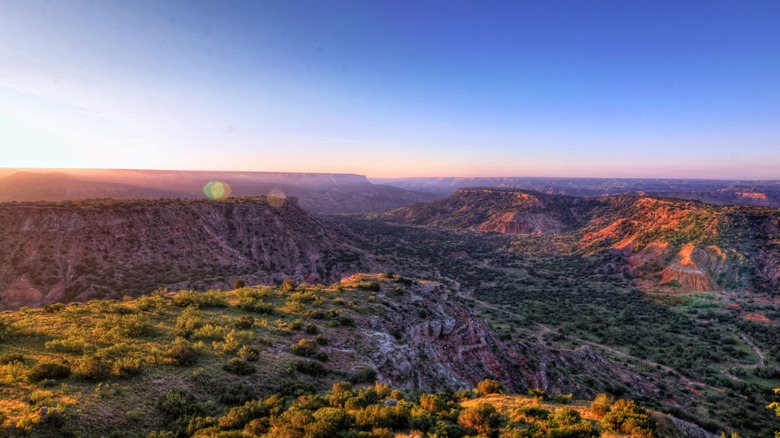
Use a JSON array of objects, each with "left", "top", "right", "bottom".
[
  {"left": 204, "top": 181, "right": 231, "bottom": 200},
  {"left": 268, "top": 189, "right": 286, "bottom": 207}
]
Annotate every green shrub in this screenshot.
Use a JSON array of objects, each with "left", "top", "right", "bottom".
[
  {"left": 223, "top": 358, "right": 256, "bottom": 376},
  {"left": 113, "top": 356, "right": 143, "bottom": 378},
  {"left": 457, "top": 402, "right": 499, "bottom": 435},
  {"left": 358, "top": 282, "right": 381, "bottom": 292},
  {"left": 349, "top": 366, "right": 377, "bottom": 384},
  {"left": 291, "top": 338, "right": 318, "bottom": 357},
  {"left": 167, "top": 337, "right": 200, "bottom": 366},
  {"left": 281, "top": 279, "right": 298, "bottom": 292},
  {"left": 176, "top": 306, "right": 206, "bottom": 333},
  {"left": 511, "top": 405, "right": 550, "bottom": 423},
  {"left": 172, "top": 289, "right": 228, "bottom": 308},
  {"left": 0, "top": 353, "right": 24, "bottom": 364},
  {"left": 305, "top": 323, "right": 319, "bottom": 334},
  {"left": 590, "top": 393, "right": 614, "bottom": 418},
  {"left": 286, "top": 360, "right": 329, "bottom": 377},
  {"left": 76, "top": 355, "right": 112, "bottom": 380},
  {"left": 234, "top": 279, "right": 245, "bottom": 289},
  {"left": 157, "top": 388, "right": 205, "bottom": 426},
  {"left": 600, "top": 399, "right": 658, "bottom": 437},
  {"left": 238, "top": 345, "right": 260, "bottom": 362},
  {"left": 237, "top": 299, "right": 275, "bottom": 314},
  {"left": 28, "top": 361, "right": 71, "bottom": 381},
  {"left": 554, "top": 393, "right": 573, "bottom": 404},
  {"left": 419, "top": 393, "right": 451, "bottom": 413},
  {"left": 279, "top": 379, "right": 317, "bottom": 397},
  {"left": 477, "top": 379, "right": 504, "bottom": 395},
  {"left": 338, "top": 316, "right": 355, "bottom": 326},
  {"left": 235, "top": 315, "right": 255, "bottom": 329}
]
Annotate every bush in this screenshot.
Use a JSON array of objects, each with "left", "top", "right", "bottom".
[
  {"left": 419, "top": 393, "right": 451, "bottom": 413},
  {"left": 28, "top": 361, "right": 71, "bottom": 381},
  {"left": 305, "top": 323, "right": 319, "bottom": 334},
  {"left": 281, "top": 279, "right": 298, "bottom": 292},
  {"left": 176, "top": 306, "right": 206, "bottom": 333},
  {"left": 349, "top": 366, "right": 377, "bottom": 384},
  {"left": 286, "top": 360, "right": 329, "bottom": 377},
  {"left": 359, "top": 282, "right": 381, "bottom": 292},
  {"left": 457, "top": 402, "right": 499, "bottom": 435},
  {"left": 237, "top": 299, "right": 275, "bottom": 314},
  {"left": 0, "top": 353, "right": 24, "bottom": 364},
  {"left": 511, "top": 405, "right": 550, "bottom": 423},
  {"left": 76, "top": 355, "right": 112, "bottom": 380},
  {"left": 477, "top": 379, "right": 504, "bottom": 395},
  {"left": 223, "top": 358, "right": 256, "bottom": 376},
  {"left": 167, "top": 337, "right": 200, "bottom": 366},
  {"left": 157, "top": 388, "right": 204, "bottom": 422},
  {"left": 554, "top": 393, "right": 573, "bottom": 404},
  {"left": 235, "top": 315, "right": 255, "bottom": 329},
  {"left": 279, "top": 379, "right": 317, "bottom": 397},
  {"left": 291, "top": 338, "right": 318, "bottom": 357},
  {"left": 234, "top": 279, "right": 245, "bottom": 289},
  {"left": 600, "top": 399, "right": 658, "bottom": 437},
  {"left": 172, "top": 289, "right": 228, "bottom": 308},
  {"left": 338, "top": 316, "right": 355, "bottom": 327},
  {"left": 218, "top": 382, "right": 256, "bottom": 406},
  {"left": 238, "top": 345, "right": 260, "bottom": 362},
  {"left": 590, "top": 393, "right": 614, "bottom": 418},
  {"left": 528, "top": 388, "right": 549, "bottom": 400}
]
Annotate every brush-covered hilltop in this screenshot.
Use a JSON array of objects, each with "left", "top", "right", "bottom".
[
  {"left": 0, "top": 197, "right": 382, "bottom": 309},
  {"left": 385, "top": 187, "right": 780, "bottom": 295},
  {"left": 0, "top": 274, "right": 720, "bottom": 437}
]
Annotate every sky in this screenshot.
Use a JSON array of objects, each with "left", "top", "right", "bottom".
[{"left": 1, "top": 1, "right": 779, "bottom": 179}]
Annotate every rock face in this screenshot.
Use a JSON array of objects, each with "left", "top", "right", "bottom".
[
  {"left": 0, "top": 197, "right": 381, "bottom": 308},
  {"left": 353, "top": 277, "right": 655, "bottom": 397}
]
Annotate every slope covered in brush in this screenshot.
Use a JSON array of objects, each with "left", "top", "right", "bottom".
[{"left": 0, "top": 274, "right": 681, "bottom": 437}]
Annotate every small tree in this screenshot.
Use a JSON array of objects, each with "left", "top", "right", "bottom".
[
  {"left": 477, "top": 379, "right": 504, "bottom": 395},
  {"left": 234, "top": 279, "right": 245, "bottom": 289}
]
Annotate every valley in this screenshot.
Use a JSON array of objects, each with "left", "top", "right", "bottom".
[{"left": 0, "top": 186, "right": 778, "bottom": 437}]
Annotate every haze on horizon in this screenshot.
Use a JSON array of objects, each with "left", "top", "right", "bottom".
[{"left": 1, "top": 1, "right": 779, "bottom": 180}]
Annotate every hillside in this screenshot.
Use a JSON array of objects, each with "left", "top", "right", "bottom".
[
  {"left": 385, "top": 188, "right": 780, "bottom": 294},
  {"left": 373, "top": 177, "right": 780, "bottom": 208},
  {"left": 0, "top": 169, "right": 437, "bottom": 214},
  {"left": 0, "top": 274, "right": 705, "bottom": 437},
  {"left": 0, "top": 197, "right": 380, "bottom": 309}
]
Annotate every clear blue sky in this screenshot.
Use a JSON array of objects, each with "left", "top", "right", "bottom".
[{"left": 1, "top": 0, "right": 779, "bottom": 178}]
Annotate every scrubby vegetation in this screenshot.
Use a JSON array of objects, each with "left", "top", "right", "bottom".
[
  {"left": 335, "top": 216, "right": 780, "bottom": 436},
  {"left": 0, "top": 278, "right": 399, "bottom": 436}
]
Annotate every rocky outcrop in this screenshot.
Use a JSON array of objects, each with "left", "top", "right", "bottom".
[
  {"left": 654, "top": 413, "right": 719, "bottom": 438},
  {"left": 0, "top": 197, "right": 381, "bottom": 308},
  {"left": 353, "top": 277, "right": 656, "bottom": 397}
]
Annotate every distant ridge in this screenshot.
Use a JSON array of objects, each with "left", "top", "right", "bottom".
[{"left": 0, "top": 168, "right": 437, "bottom": 213}]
